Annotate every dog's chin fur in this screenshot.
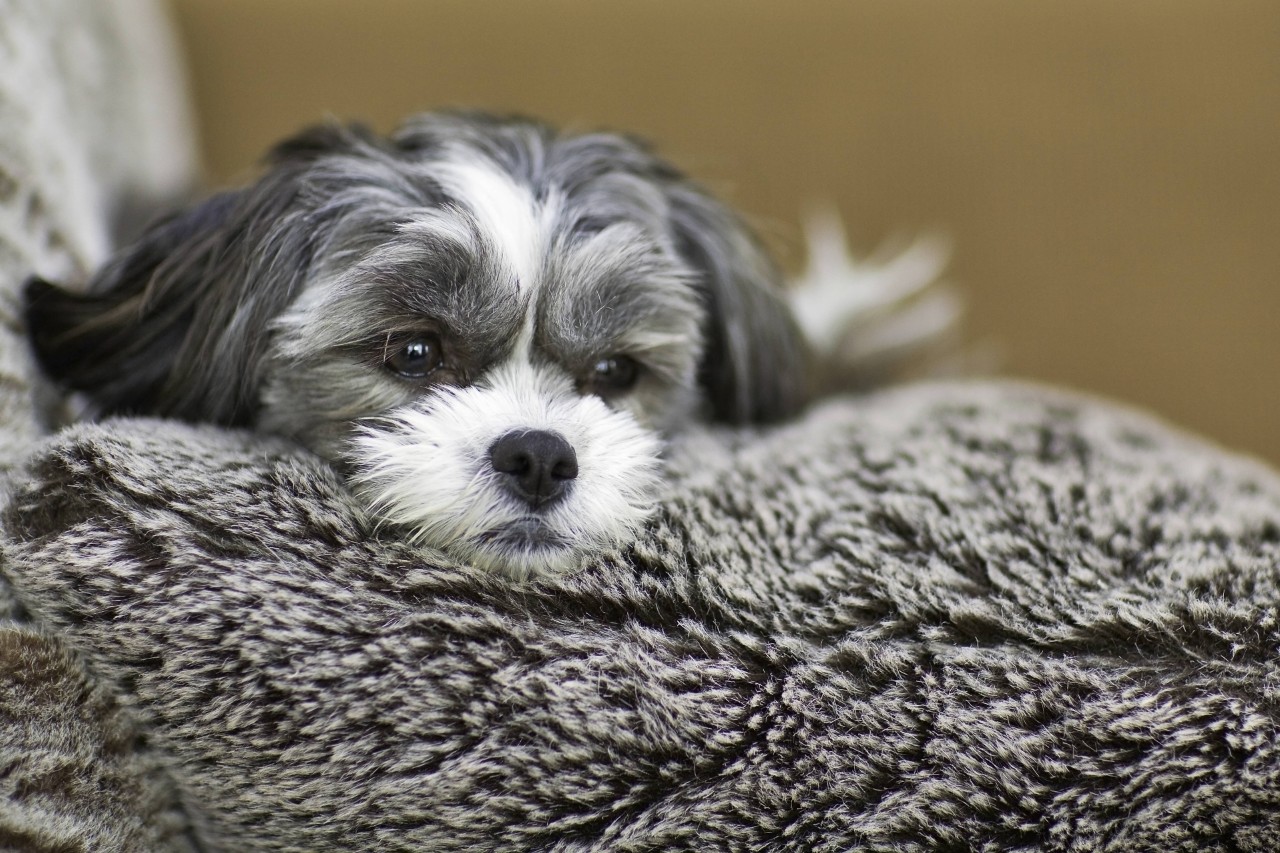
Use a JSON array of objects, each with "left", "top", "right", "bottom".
[{"left": 23, "top": 111, "right": 811, "bottom": 577}]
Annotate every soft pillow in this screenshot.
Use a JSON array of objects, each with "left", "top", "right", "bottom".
[{"left": 5, "top": 380, "right": 1280, "bottom": 850}]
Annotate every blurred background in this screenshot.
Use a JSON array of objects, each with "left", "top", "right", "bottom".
[{"left": 167, "top": 0, "right": 1280, "bottom": 465}]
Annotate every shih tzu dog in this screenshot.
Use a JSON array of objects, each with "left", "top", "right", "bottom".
[{"left": 24, "top": 111, "right": 812, "bottom": 578}]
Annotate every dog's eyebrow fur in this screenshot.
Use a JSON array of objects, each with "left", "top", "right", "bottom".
[
  {"left": 274, "top": 226, "right": 526, "bottom": 374},
  {"left": 535, "top": 225, "right": 703, "bottom": 385}
]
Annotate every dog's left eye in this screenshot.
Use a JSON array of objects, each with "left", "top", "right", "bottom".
[
  {"left": 585, "top": 355, "right": 639, "bottom": 394},
  {"left": 384, "top": 334, "right": 444, "bottom": 379}
]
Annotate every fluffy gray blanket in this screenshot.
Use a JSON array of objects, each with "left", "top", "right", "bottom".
[{"left": 4, "top": 380, "right": 1280, "bottom": 851}]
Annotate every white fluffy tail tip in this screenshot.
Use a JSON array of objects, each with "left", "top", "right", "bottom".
[
  {"left": 789, "top": 206, "right": 956, "bottom": 354},
  {"left": 787, "top": 206, "right": 975, "bottom": 388}
]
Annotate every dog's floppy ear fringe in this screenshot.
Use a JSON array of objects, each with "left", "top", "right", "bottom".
[
  {"left": 23, "top": 123, "right": 372, "bottom": 425},
  {"left": 23, "top": 120, "right": 388, "bottom": 425},
  {"left": 666, "top": 184, "right": 811, "bottom": 424},
  {"left": 24, "top": 190, "right": 259, "bottom": 422}
]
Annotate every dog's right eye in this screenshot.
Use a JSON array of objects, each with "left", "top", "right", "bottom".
[{"left": 384, "top": 333, "right": 444, "bottom": 379}]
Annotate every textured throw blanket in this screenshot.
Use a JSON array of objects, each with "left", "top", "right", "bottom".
[{"left": 5, "top": 380, "right": 1280, "bottom": 850}]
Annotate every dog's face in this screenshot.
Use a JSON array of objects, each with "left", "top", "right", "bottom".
[{"left": 26, "top": 113, "right": 808, "bottom": 576}]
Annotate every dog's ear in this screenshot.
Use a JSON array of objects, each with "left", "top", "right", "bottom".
[
  {"left": 24, "top": 192, "right": 245, "bottom": 420},
  {"left": 666, "top": 184, "right": 810, "bottom": 424},
  {"left": 22, "top": 120, "right": 377, "bottom": 425},
  {"left": 24, "top": 186, "right": 305, "bottom": 425}
]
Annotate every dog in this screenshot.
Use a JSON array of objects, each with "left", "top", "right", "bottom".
[{"left": 24, "top": 111, "right": 813, "bottom": 578}]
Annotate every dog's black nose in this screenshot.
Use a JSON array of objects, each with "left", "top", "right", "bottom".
[{"left": 489, "top": 429, "right": 579, "bottom": 510}]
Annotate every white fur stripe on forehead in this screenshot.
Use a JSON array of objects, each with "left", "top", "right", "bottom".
[{"left": 432, "top": 151, "right": 561, "bottom": 291}]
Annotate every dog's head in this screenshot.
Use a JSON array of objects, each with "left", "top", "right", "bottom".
[{"left": 25, "top": 112, "right": 808, "bottom": 576}]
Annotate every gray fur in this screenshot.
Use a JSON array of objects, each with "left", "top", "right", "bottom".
[
  {"left": 5, "top": 380, "right": 1280, "bottom": 850},
  {"left": 0, "top": 617, "right": 196, "bottom": 851}
]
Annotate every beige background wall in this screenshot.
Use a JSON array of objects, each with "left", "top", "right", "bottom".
[{"left": 168, "top": 0, "right": 1280, "bottom": 465}]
